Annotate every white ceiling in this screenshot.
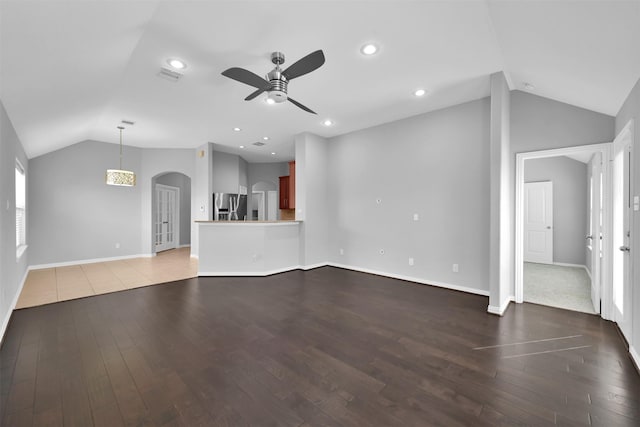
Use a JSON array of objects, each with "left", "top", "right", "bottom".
[{"left": 1, "top": 1, "right": 639, "bottom": 162}]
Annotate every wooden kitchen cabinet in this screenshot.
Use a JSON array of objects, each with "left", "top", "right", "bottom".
[{"left": 279, "top": 161, "right": 296, "bottom": 210}]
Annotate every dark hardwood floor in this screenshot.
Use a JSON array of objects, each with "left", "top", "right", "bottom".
[{"left": 1, "top": 266, "right": 639, "bottom": 426}]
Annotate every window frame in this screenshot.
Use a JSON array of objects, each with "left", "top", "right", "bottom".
[{"left": 15, "top": 159, "right": 27, "bottom": 259}]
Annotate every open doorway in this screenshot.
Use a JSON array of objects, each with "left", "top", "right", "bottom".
[
  {"left": 152, "top": 172, "right": 192, "bottom": 254},
  {"left": 516, "top": 143, "right": 611, "bottom": 315},
  {"left": 251, "top": 181, "right": 277, "bottom": 221}
]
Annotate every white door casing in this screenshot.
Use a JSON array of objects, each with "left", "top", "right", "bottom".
[
  {"left": 515, "top": 143, "right": 612, "bottom": 312},
  {"left": 267, "top": 191, "right": 277, "bottom": 221},
  {"left": 155, "top": 184, "right": 179, "bottom": 252},
  {"left": 524, "top": 181, "right": 553, "bottom": 264},
  {"left": 588, "top": 152, "right": 603, "bottom": 313},
  {"left": 611, "top": 122, "right": 633, "bottom": 340}
]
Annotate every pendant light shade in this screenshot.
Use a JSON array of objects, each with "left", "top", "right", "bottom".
[{"left": 106, "top": 126, "right": 136, "bottom": 186}]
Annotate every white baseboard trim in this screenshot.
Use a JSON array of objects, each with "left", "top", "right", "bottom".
[
  {"left": 199, "top": 265, "right": 303, "bottom": 277},
  {"left": 29, "top": 253, "right": 153, "bottom": 270},
  {"left": 630, "top": 345, "right": 640, "bottom": 372},
  {"left": 487, "top": 296, "right": 513, "bottom": 316},
  {"left": 553, "top": 262, "right": 587, "bottom": 269},
  {"left": 190, "top": 254, "right": 199, "bottom": 259},
  {"left": 326, "top": 262, "right": 490, "bottom": 297},
  {"left": 300, "top": 262, "right": 328, "bottom": 271},
  {"left": 1, "top": 269, "right": 29, "bottom": 345},
  {"left": 178, "top": 244, "right": 191, "bottom": 249}
]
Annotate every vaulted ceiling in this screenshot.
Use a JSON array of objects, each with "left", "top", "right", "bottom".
[{"left": 1, "top": 1, "right": 639, "bottom": 162}]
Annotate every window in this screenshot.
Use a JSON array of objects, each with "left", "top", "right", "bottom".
[{"left": 16, "top": 160, "right": 26, "bottom": 257}]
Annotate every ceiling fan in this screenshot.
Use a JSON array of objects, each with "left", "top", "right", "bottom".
[{"left": 221, "top": 50, "right": 325, "bottom": 114}]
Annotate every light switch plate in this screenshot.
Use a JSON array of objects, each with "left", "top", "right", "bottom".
[{"left": 634, "top": 196, "right": 639, "bottom": 211}]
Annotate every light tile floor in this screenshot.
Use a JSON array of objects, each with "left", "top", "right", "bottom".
[{"left": 16, "top": 247, "right": 197, "bottom": 309}]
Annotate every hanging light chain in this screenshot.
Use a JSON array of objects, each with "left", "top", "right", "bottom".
[{"left": 118, "top": 126, "right": 125, "bottom": 169}]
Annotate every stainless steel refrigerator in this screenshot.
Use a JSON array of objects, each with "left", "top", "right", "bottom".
[{"left": 213, "top": 193, "right": 247, "bottom": 221}]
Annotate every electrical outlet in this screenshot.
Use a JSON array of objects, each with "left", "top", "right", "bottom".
[
  {"left": 252, "top": 254, "right": 258, "bottom": 262},
  {"left": 379, "top": 249, "right": 385, "bottom": 255},
  {"left": 413, "top": 213, "right": 419, "bottom": 221},
  {"left": 115, "top": 243, "right": 120, "bottom": 249},
  {"left": 339, "top": 248, "right": 344, "bottom": 255},
  {"left": 408, "top": 257, "right": 414, "bottom": 266},
  {"left": 452, "top": 263, "right": 459, "bottom": 273}
]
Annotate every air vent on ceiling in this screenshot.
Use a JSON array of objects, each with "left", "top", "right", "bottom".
[
  {"left": 252, "top": 141, "right": 266, "bottom": 146},
  {"left": 158, "top": 67, "right": 183, "bottom": 82},
  {"left": 121, "top": 120, "right": 135, "bottom": 126}
]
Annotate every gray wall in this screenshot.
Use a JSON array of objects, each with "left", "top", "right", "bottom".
[
  {"left": 327, "top": 98, "right": 491, "bottom": 293},
  {"left": 29, "top": 140, "right": 142, "bottom": 266},
  {"left": 614, "top": 77, "right": 640, "bottom": 358},
  {"left": 155, "top": 172, "right": 191, "bottom": 246},
  {"left": 525, "top": 156, "right": 588, "bottom": 266},
  {"left": 511, "top": 91, "right": 615, "bottom": 153},
  {"left": 1, "top": 100, "right": 29, "bottom": 340},
  {"left": 211, "top": 150, "right": 245, "bottom": 194}
]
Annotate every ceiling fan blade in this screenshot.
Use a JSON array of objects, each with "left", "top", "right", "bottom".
[
  {"left": 287, "top": 97, "right": 317, "bottom": 114},
  {"left": 221, "top": 67, "right": 272, "bottom": 90},
  {"left": 245, "top": 88, "right": 269, "bottom": 101},
  {"left": 282, "top": 50, "right": 325, "bottom": 80}
]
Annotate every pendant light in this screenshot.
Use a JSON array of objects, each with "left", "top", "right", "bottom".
[{"left": 106, "top": 126, "right": 136, "bottom": 186}]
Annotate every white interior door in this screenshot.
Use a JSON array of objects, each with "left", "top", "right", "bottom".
[
  {"left": 155, "top": 184, "right": 179, "bottom": 252},
  {"left": 589, "top": 153, "right": 602, "bottom": 313},
  {"left": 611, "top": 129, "right": 632, "bottom": 339},
  {"left": 524, "top": 181, "right": 553, "bottom": 264},
  {"left": 267, "top": 191, "right": 277, "bottom": 221}
]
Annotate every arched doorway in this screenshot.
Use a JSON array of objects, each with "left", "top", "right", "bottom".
[{"left": 152, "top": 172, "right": 192, "bottom": 253}]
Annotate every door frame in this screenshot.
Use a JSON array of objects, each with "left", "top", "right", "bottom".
[
  {"left": 155, "top": 183, "right": 180, "bottom": 253},
  {"left": 610, "top": 119, "right": 634, "bottom": 338},
  {"left": 515, "top": 142, "right": 612, "bottom": 318}
]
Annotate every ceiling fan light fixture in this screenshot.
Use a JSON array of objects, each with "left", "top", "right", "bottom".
[
  {"left": 167, "top": 58, "right": 186, "bottom": 70},
  {"left": 360, "top": 43, "right": 378, "bottom": 56},
  {"left": 265, "top": 97, "right": 276, "bottom": 105}
]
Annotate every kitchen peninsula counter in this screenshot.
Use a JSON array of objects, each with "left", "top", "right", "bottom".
[{"left": 196, "top": 220, "right": 301, "bottom": 276}]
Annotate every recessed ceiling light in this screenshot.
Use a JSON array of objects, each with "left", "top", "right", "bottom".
[
  {"left": 271, "top": 152, "right": 276, "bottom": 155},
  {"left": 414, "top": 89, "right": 427, "bottom": 97},
  {"left": 233, "top": 127, "right": 241, "bottom": 132},
  {"left": 263, "top": 136, "right": 269, "bottom": 141},
  {"left": 323, "top": 119, "right": 333, "bottom": 126},
  {"left": 265, "top": 98, "right": 276, "bottom": 105},
  {"left": 239, "top": 145, "right": 245, "bottom": 149},
  {"left": 167, "top": 59, "right": 186, "bottom": 70},
  {"left": 360, "top": 43, "right": 378, "bottom": 56},
  {"left": 524, "top": 82, "right": 535, "bottom": 91}
]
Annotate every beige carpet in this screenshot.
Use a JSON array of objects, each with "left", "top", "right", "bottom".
[{"left": 524, "top": 262, "right": 596, "bottom": 314}]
